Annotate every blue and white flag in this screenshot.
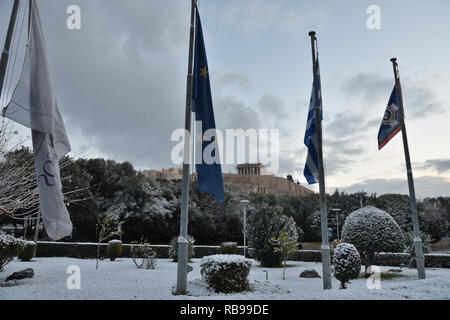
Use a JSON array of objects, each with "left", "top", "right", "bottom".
[
  {"left": 303, "top": 59, "right": 323, "bottom": 185},
  {"left": 378, "top": 85, "right": 402, "bottom": 150}
]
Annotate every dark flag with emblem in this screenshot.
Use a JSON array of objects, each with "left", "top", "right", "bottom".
[
  {"left": 192, "top": 8, "right": 224, "bottom": 203},
  {"left": 378, "top": 85, "right": 402, "bottom": 150}
]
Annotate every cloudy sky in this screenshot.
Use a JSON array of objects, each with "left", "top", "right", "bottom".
[{"left": 0, "top": 0, "right": 449, "bottom": 198}]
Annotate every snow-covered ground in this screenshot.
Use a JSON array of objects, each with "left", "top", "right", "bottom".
[{"left": 0, "top": 257, "right": 449, "bottom": 300}]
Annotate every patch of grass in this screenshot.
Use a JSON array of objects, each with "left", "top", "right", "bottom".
[
  {"left": 380, "top": 272, "right": 406, "bottom": 280},
  {"left": 359, "top": 272, "right": 406, "bottom": 280}
]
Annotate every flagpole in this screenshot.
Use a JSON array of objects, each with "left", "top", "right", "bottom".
[
  {"left": 309, "top": 31, "right": 332, "bottom": 289},
  {"left": 390, "top": 58, "right": 426, "bottom": 279},
  {"left": 176, "top": 0, "right": 196, "bottom": 295},
  {"left": 0, "top": 0, "right": 21, "bottom": 104},
  {"left": 34, "top": 209, "right": 41, "bottom": 242}
]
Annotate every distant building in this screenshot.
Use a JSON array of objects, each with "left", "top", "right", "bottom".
[
  {"left": 143, "top": 163, "right": 313, "bottom": 197},
  {"left": 143, "top": 168, "right": 183, "bottom": 181},
  {"left": 236, "top": 163, "right": 269, "bottom": 176},
  {"left": 224, "top": 163, "right": 313, "bottom": 197}
]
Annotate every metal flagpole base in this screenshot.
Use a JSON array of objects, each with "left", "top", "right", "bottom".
[
  {"left": 414, "top": 237, "right": 426, "bottom": 279},
  {"left": 321, "top": 244, "right": 332, "bottom": 289},
  {"left": 175, "top": 237, "right": 188, "bottom": 295}
]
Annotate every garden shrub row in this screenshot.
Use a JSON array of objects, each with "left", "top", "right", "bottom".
[
  {"left": 35, "top": 242, "right": 247, "bottom": 259},
  {"left": 290, "top": 250, "right": 450, "bottom": 268},
  {"left": 34, "top": 242, "right": 450, "bottom": 268}
]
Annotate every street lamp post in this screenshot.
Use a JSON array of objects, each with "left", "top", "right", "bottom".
[
  {"left": 356, "top": 191, "right": 366, "bottom": 209},
  {"left": 330, "top": 208, "right": 342, "bottom": 242},
  {"left": 240, "top": 200, "right": 250, "bottom": 257}
]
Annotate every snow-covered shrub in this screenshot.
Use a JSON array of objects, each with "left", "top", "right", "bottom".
[
  {"left": 169, "top": 235, "right": 195, "bottom": 262},
  {"left": 107, "top": 240, "right": 123, "bottom": 261},
  {"left": 220, "top": 242, "right": 238, "bottom": 255},
  {"left": 247, "top": 204, "right": 298, "bottom": 267},
  {"left": 333, "top": 243, "right": 361, "bottom": 289},
  {"left": 200, "top": 255, "right": 252, "bottom": 293},
  {"left": 130, "top": 242, "right": 157, "bottom": 269},
  {"left": 0, "top": 231, "right": 26, "bottom": 271},
  {"left": 96, "top": 214, "right": 124, "bottom": 269},
  {"left": 341, "top": 206, "right": 404, "bottom": 274},
  {"left": 18, "top": 241, "right": 37, "bottom": 262}
]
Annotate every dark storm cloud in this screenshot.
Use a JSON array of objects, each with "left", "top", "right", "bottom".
[
  {"left": 341, "top": 72, "right": 446, "bottom": 118},
  {"left": 2, "top": 0, "right": 192, "bottom": 170},
  {"left": 325, "top": 111, "right": 367, "bottom": 138},
  {"left": 405, "top": 84, "right": 445, "bottom": 118},
  {"left": 322, "top": 134, "right": 365, "bottom": 177},
  {"left": 324, "top": 153, "right": 355, "bottom": 177},
  {"left": 215, "top": 94, "right": 261, "bottom": 131},
  {"left": 278, "top": 148, "right": 305, "bottom": 177},
  {"left": 256, "top": 93, "right": 289, "bottom": 120},
  {"left": 1, "top": 1, "right": 294, "bottom": 172},
  {"left": 213, "top": 71, "right": 253, "bottom": 95},
  {"left": 341, "top": 72, "right": 392, "bottom": 102},
  {"left": 416, "top": 159, "right": 450, "bottom": 174}
]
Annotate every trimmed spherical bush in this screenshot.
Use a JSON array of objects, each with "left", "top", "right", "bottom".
[
  {"left": 342, "top": 206, "right": 404, "bottom": 271},
  {"left": 107, "top": 240, "right": 123, "bottom": 261},
  {"left": 333, "top": 243, "right": 361, "bottom": 289},
  {"left": 18, "top": 241, "right": 37, "bottom": 262},
  {"left": 200, "top": 255, "right": 252, "bottom": 293}
]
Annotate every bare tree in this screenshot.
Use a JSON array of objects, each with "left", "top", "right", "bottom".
[
  {"left": 0, "top": 118, "right": 38, "bottom": 219},
  {"left": 0, "top": 118, "right": 90, "bottom": 226}
]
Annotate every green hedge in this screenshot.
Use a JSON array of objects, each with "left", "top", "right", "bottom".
[
  {"left": 35, "top": 242, "right": 246, "bottom": 259},
  {"left": 34, "top": 242, "right": 449, "bottom": 268}
]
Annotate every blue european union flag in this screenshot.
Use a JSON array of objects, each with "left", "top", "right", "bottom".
[
  {"left": 192, "top": 8, "right": 224, "bottom": 203},
  {"left": 378, "top": 85, "right": 402, "bottom": 150}
]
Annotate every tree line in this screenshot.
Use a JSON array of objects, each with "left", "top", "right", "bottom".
[{"left": 1, "top": 148, "right": 448, "bottom": 244}]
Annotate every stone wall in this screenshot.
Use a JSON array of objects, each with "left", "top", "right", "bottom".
[
  {"left": 223, "top": 174, "right": 313, "bottom": 197},
  {"left": 35, "top": 242, "right": 242, "bottom": 259},
  {"left": 142, "top": 167, "right": 314, "bottom": 197},
  {"left": 36, "top": 242, "right": 450, "bottom": 269},
  {"left": 289, "top": 250, "right": 450, "bottom": 268}
]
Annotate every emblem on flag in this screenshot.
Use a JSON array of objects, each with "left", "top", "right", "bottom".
[
  {"left": 378, "top": 85, "right": 402, "bottom": 150},
  {"left": 2, "top": 1, "right": 72, "bottom": 240}
]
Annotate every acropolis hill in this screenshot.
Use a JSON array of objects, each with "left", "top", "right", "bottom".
[{"left": 143, "top": 163, "right": 314, "bottom": 197}]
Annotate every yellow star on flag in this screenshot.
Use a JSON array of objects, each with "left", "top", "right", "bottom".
[{"left": 200, "top": 66, "right": 208, "bottom": 78}]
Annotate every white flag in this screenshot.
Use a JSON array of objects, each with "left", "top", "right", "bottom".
[{"left": 3, "top": 0, "right": 72, "bottom": 240}]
